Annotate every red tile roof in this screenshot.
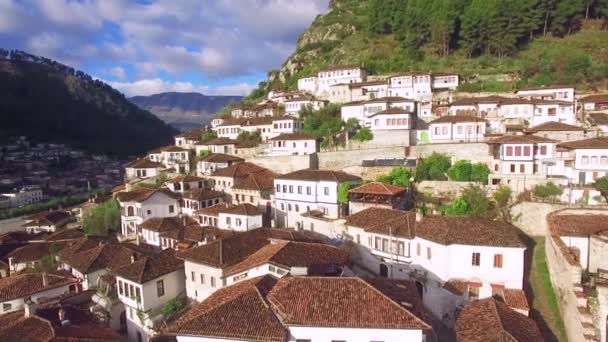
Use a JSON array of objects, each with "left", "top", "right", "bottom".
[
  {"left": 267, "top": 277, "right": 430, "bottom": 330},
  {"left": 166, "top": 275, "right": 286, "bottom": 342},
  {"left": 26, "top": 211, "right": 73, "bottom": 226},
  {"left": 501, "top": 289, "right": 529, "bottom": 312},
  {"left": 558, "top": 137, "right": 608, "bottom": 150},
  {"left": 115, "top": 188, "right": 179, "bottom": 203},
  {"left": 232, "top": 169, "right": 276, "bottom": 191},
  {"left": 0, "top": 272, "right": 77, "bottom": 301},
  {"left": 0, "top": 311, "right": 54, "bottom": 341},
  {"left": 349, "top": 182, "right": 406, "bottom": 195},
  {"left": 268, "top": 133, "right": 316, "bottom": 141},
  {"left": 139, "top": 217, "right": 185, "bottom": 233},
  {"left": 456, "top": 297, "right": 542, "bottom": 342},
  {"left": 7, "top": 242, "right": 59, "bottom": 263},
  {"left": 196, "top": 203, "right": 229, "bottom": 217},
  {"left": 169, "top": 175, "right": 204, "bottom": 183},
  {"left": 275, "top": 169, "right": 361, "bottom": 182},
  {"left": 182, "top": 188, "right": 225, "bottom": 201},
  {"left": 225, "top": 240, "right": 349, "bottom": 276},
  {"left": 368, "top": 107, "right": 413, "bottom": 116},
  {"left": 487, "top": 134, "right": 557, "bottom": 144},
  {"left": 112, "top": 249, "right": 183, "bottom": 284},
  {"left": 580, "top": 94, "right": 608, "bottom": 103},
  {"left": 219, "top": 203, "right": 262, "bottom": 216},
  {"left": 548, "top": 213, "right": 608, "bottom": 237},
  {"left": 345, "top": 208, "right": 417, "bottom": 239},
  {"left": 125, "top": 158, "right": 164, "bottom": 169},
  {"left": 429, "top": 115, "right": 487, "bottom": 124},
  {"left": 527, "top": 121, "right": 583, "bottom": 132},
  {"left": 211, "top": 162, "right": 268, "bottom": 179},
  {"left": 199, "top": 153, "right": 244, "bottom": 163}
]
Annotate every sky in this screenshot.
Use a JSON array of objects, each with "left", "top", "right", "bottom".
[{"left": 0, "top": 0, "right": 329, "bottom": 96}]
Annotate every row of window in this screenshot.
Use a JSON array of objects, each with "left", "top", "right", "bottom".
[
  {"left": 504, "top": 145, "right": 549, "bottom": 157},
  {"left": 275, "top": 184, "right": 329, "bottom": 195},
  {"left": 433, "top": 125, "right": 482, "bottom": 136},
  {"left": 318, "top": 70, "right": 359, "bottom": 78},
  {"left": 581, "top": 155, "right": 608, "bottom": 166},
  {"left": 124, "top": 205, "right": 174, "bottom": 217},
  {"left": 374, "top": 118, "right": 408, "bottom": 127},
  {"left": 273, "top": 122, "right": 302, "bottom": 129},
  {"left": 471, "top": 252, "right": 503, "bottom": 268},
  {"left": 190, "top": 271, "right": 217, "bottom": 287}
]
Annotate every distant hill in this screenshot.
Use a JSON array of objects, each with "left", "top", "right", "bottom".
[
  {"left": 130, "top": 92, "right": 242, "bottom": 127},
  {"left": 0, "top": 49, "right": 176, "bottom": 156}
]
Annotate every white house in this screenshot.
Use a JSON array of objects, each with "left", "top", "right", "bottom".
[
  {"left": 1, "top": 185, "right": 43, "bottom": 208},
  {"left": 195, "top": 138, "right": 239, "bottom": 156},
  {"left": 297, "top": 76, "right": 318, "bottom": 94},
  {"left": 428, "top": 115, "right": 487, "bottom": 143},
  {"left": 174, "top": 130, "right": 203, "bottom": 150},
  {"left": 531, "top": 100, "right": 576, "bottom": 126},
  {"left": 271, "top": 116, "right": 304, "bottom": 135},
  {"left": 284, "top": 96, "right": 326, "bottom": 116},
  {"left": 164, "top": 275, "right": 431, "bottom": 342},
  {"left": 181, "top": 188, "right": 225, "bottom": 217},
  {"left": 487, "top": 135, "right": 557, "bottom": 191},
  {"left": 315, "top": 65, "right": 368, "bottom": 96},
  {"left": 116, "top": 188, "right": 180, "bottom": 239},
  {"left": 516, "top": 85, "right": 575, "bottom": 102},
  {"left": 268, "top": 133, "right": 318, "bottom": 156},
  {"left": 368, "top": 107, "right": 414, "bottom": 146},
  {"left": 125, "top": 159, "right": 165, "bottom": 180},
  {"left": 341, "top": 96, "right": 416, "bottom": 126},
  {"left": 208, "top": 162, "right": 270, "bottom": 200},
  {"left": 23, "top": 210, "right": 74, "bottom": 233},
  {"left": 165, "top": 175, "right": 205, "bottom": 193},
  {"left": 557, "top": 137, "right": 608, "bottom": 185},
  {"left": 580, "top": 94, "right": 608, "bottom": 112},
  {"left": 217, "top": 203, "right": 263, "bottom": 231},
  {"left": 196, "top": 153, "right": 243, "bottom": 176},
  {"left": 139, "top": 217, "right": 187, "bottom": 248},
  {"left": 114, "top": 249, "right": 185, "bottom": 342},
  {"left": 0, "top": 272, "right": 78, "bottom": 314},
  {"left": 274, "top": 169, "right": 362, "bottom": 228},
  {"left": 343, "top": 208, "right": 528, "bottom": 324},
  {"left": 149, "top": 146, "right": 191, "bottom": 174}
]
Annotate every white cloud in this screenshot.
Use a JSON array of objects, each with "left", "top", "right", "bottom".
[{"left": 105, "top": 78, "right": 257, "bottom": 97}]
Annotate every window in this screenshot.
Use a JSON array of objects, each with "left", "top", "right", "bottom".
[
  {"left": 282, "top": 185, "right": 287, "bottom": 192},
  {"left": 602, "top": 156, "right": 608, "bottom": 165},
  {"left": 548, "top": 107, "right": 556, "bottom": 116},
  {"left": 169, "top": 205, "right": 174, "bottom": 213},
  {"left": 520, "top": 164, "right": 525, "bottom": 173},
  {"left": 426, "top": 247, "right": 432, "bottom": 260},
  {"left": 211, "top": 277, "right": 216, "bottom": 287},
  {"left": 375, "top": 237, "right": 381, "bottom": 250},
  {"left": 306, "top": 187, "right": 312, "bottom": 195},
  {"left": 471, "top": 252, "right": 480, "bottom": 266},
  {"left": 539, "top": 145, "right": 547, "bottom": 155},
  {"left": 295, "top": 204, "right": 299, "bottom": 212},
  {"left": 226, "top": 217, "right": 231, "bottom": 225},
  {"left": 582, "top": 156, "right": 589, "bottom": 165},
  {"left": 200, "top": 274, "right": 205, "bottom": 284},
  {"left": 191, "top": 271, "right": 195, "bottom": 281},
  {"left": 523, "top": 146, "right": 531, "bottom": 156},
  {"left": 494, "top": 254, "right": 503, "bottom": 268},
  {"left": 416, "top": 243, "right": 421, "bottom": 256},
  {"left": 297, "top": 186, "right": 302, "bottom": 194},
  {"left": 510, "top": 164, "right": 515, "bottom": 173},
  {"left": 3, "top": 303, "right": 11, "bottom": 312},
  {"left": 147, "top": 210, "right": 152, "bottom": 215},
  {"left": 289, "top": 185, "right": 294, "bottom": 193},
  {"left": 276, "top": 184, "right": 280, "bottom": 192},
  {"left": 324, "top": 187, "right": 329, "bottom": 196},
  {"left": 381, "top": 238, "right": 388, "bottom": 252},
  {"left": 506, "top": 146, "right": 513, "bottom": 156},
  {"left": 288, "top": 204, "right": 292, "bottom": 211},
  {"left": 129, "top": 284, "right": 135, "bottom": 299},
  {"left": 515, "top": 146, "right": 522, "bottom": 156},
  {"left": 157, "top": 280, "right": 165, "bottom": 297},
  {"left": 118, "top": 281, "right": 124, "bottom": 295}
]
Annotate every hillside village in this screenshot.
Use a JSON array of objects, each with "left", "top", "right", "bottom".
[{"left": 1, "top": 62, "right": 608, "bottom": 342}]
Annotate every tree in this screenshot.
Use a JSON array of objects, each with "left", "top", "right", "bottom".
[
  {"left": 594, "top": 176, "right": 608, "bottom": 203},
  {"left": 236, "top": 130, "right": 262, "bottom": 144},
  {"left": 493, "top": 186, "right": 513, "bottom": 221},
  {"left": 337, "top": 182, "right": 353, "bottom": 204},
  {"left": 533, "top": 182, "right": 563, "bottom": 202},
  {"left": 551, "top": 0, "right": 586, "bottom": 36},
  {"left": 82, "top": 199, "right": 120, "bottom": 236},
  {"left": 200, "top": 130, "right": 217, "bottom": 141},
  {"left": 161, "top": 297, "right": 185, "bottom": 319},
  {"left": 446, "top": 198, "right": 469, "bottom": 216},
  {"left": 352, "top": 127, "right": 374, "bottom": 141},
  {"left": 470, "top": 163, "right": 491, "bottom": 183},
  {"left": 376, "top": 167, "right": 413, "bottom": 187},
  {"left": 461, "top": 184, "right": 492, "bottom": 218},
  {"left": 416, "top": 153, "right": 451, "bottom": 181},
  {"left": 448, "top": 160, "right": 473, "bottom": 181}
]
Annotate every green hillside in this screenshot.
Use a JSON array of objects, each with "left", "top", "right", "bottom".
[
  {"left": 247, "top": 0, "right": 608, "bottom": 102},
  {"left": 0, "top": 50, "right": 176, "bottom": 156}
]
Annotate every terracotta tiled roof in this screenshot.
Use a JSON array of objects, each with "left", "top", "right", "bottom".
[
  {"left": 275, "top": 169, "right": 361, "bottom": 183},
  {"left": 501, "top": 289, "right": 529, "bottom": 311},
  {"left": 196, "top": 137, "right": 239, "bottom": 145},
  {"left": 196, "top": 203, "right": 229, "bottom": 217},
  {"left": 57, "top": 237, "right": 107, "bottom": 261},
  {"left": 26, "top": 211, "right": 73, "bottom": 226},
  {"left": 487, "top": 134, "right": 557, "bottom": 144},
  {"left": 344, "top": 208, "right": 416, "bottom": 239},
  {"left": 268, "top": 133, "right": 316, "bottom": 141},
  {"left": 232, "top": 170, "right": 276, "bottom": 191},
  {"left": 183, "top": 225, "right": 235, "bottom": 243},
  {"left": 161, "top": 145, "right": 188, "bottom": 152},
  {"left": 169, "top": 175, "right": 204, "bottom": 183},
  {"left": 176, "top": 228, "right": 319, "bottom": 268},
  {"left": 7, "top": 242, "right": 58, "bottom": 263},
  {"left": 176, "top": 129, "right": 204, "bottom": 139},
  {"left": 166, "top": 275, "right": 286, "bottom": 342},
  {"left": 45, "top": 229, "right": 85, "bottom": 242},
  {"left": 589, "top": 113, "right": 608, "bottom": 126},
  {"left": 182, "top": 188, "right": 225, "bottom": 201},
  {"left": 0, "top": 272, "right": 77, "bottom": 301},
  {"left": 140, "top": 217, "right": 185, "bottom": 233},
  {"left": 0, "top": 311, "right": 54, "bottom": 341},
  {"left": 456, "top": 298, "right": 542, "bottom": 342},
  {"left": 225, "top": 240, "right": 349, "bottom": 276},
  {"left": 429, "top": 115, "right": 487, "bottom": 124},
  {"left": 199, "top": 153, "right": 243, "bottom": 163},
  {"left": 216, "top": 117, "right": 274, "bottom": 127},
  {"left": 443, "top": 279, "right": 469, "bottom": 296},
  {"left": 548, "top": 213, "right": 608, "bottom": 237},
  {"left": 116, "top": 188, "right": 179, "bottom": 203},
  {"left": 125, "top": 158, "right": 164, "bottom": 169},
  {"left": 416, "top": 216, "right": 527, "bottom": 248},
  {"left": 362, "top": 277, "right": 429, "bottom": 325},
  {"left": 349, "top": 182, "right": 406, "bottom": 195},
  {"left": 319, "top": 64, "right": 362, "bottom": 72},
  {"left": 267, "top": 277, "right": 430, "bottom": 330},
  {"left": 581, "top": 94, "right": 608, "bottom": 103},
  {"left": 211, "top": 162, "right": 268, "bottom": 178},
  {"left": 219, "top": 203, "right": 262, "bottom": 216},
  {"left": 527, "top": 121, "right": 583, "bottom": 132},
  {"left": 450, "top": 96, "right": 512, "bottom": 106},
  {"left": 113, "top": 249, "right": 183, "bottom": 284},
  {"left": 558, "top": 137, "right": 608, "bottom": 150}
]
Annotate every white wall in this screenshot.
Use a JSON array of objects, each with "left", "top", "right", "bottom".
[
  {"left": 184, "top": 261, "right": 224, "bottom": 302},
  {"left": 288, "top": 326, "right": 424, "bottom": 342}
]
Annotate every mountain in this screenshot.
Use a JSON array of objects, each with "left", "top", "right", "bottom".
[
  {"left": 0, "top": 49, "right": 176, "bottom": 157},
  {"left": 130, "top": 92, "right": 242, "bottom": 129},
  {"left": 246, "top": 0, "right": 608, "bottom": 101}
]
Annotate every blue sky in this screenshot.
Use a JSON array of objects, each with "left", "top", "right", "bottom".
[{"left": 0, "top": 0, "right": 329, "bottom": 96}]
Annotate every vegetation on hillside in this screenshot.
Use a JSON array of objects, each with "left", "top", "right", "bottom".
[
  {"left": 243, "top": 0, "right": 608, "bottom": 103},
  {"left": 82, "top": 199, "right": 121, "bottom": 236},
  {"left": 0, "top": 49, "right": 176, "bottom": 156},
  {"left": 376, "top": 167, "right": 413, "bottom": 187}
]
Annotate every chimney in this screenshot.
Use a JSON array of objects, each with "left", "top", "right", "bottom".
[
  {"left": 42, "top": 272, "right": 48, "bottom": 287},
  {"left": 415, "top": 211, "right": 423, "bottom": 223},
  {"left": 131, "top": 254, "right": 137, "bottom": 264},
  {"left": 24, "top": 299, "right": 36, "bottom": 318}
]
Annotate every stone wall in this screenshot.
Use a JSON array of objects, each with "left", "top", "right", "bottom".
[
  {"left": 544, "top": 234, "right": 591, "bottom": 342},
  {"left": 417, "top": 180, "right": 474, "bottom": 199},
  {"left": 510, "top": 202, "right": 566, "bottom": 236},
  {"left": 341, "top": 166, "right": 395, "bottom": 181},
  {"left": 317, "top": 146, "right": 405, "bottom": 170},
  {"left": 412, "top": 142, "right": 494, "bottom": 162},
  {"left": 247, "top": 154, "right": 314, "bottom": 174}
]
